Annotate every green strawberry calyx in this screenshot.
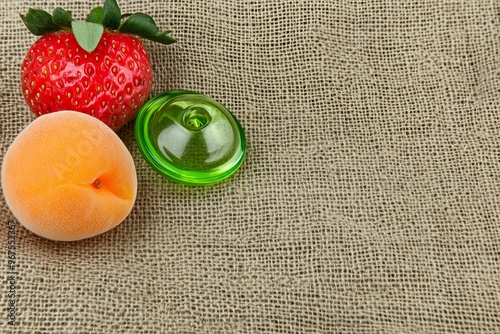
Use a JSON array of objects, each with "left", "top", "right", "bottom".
[{"left": 20, "top": 0, "right": 176, "bottom": 53}]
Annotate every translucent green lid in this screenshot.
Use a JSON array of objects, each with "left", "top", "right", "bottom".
[{"left": 135, "top": 91, "right": 246, "bottom": 186}]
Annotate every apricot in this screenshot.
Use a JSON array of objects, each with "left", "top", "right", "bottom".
[{"left": 1, "top": 111, "right": 137, "bottom": 241}]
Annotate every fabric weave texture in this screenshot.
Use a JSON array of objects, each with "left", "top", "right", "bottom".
[{"left": 1, "top": 0, "right": 499, "bottom": 333}]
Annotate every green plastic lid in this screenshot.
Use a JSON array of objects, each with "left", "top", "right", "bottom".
[{"left": 135, "top": 91, "right": 246, "bottom": 186}]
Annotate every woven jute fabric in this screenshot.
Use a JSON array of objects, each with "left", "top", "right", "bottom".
[{"left": 1, "top": 0, "right": 500, "bottom": 333}]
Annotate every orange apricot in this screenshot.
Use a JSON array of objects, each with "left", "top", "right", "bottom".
[{"left": 1, "top": 111, "right": 137, "bottom": 241}]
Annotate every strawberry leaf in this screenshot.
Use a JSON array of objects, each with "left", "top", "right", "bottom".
[
  {"left": 20, "top": 8, "right": 60, "bottom": 36},
  {"left": 87, "top": 7, "right": 104, "bottom": 24},
  {"left": 21, "top": 1, "right": 176, "bottom": 47},
  {"left": 71, "top": 20, "right": 104, "bottom": 53},
  {"left": 103, "top": 0, "right": 121, "bottom": 30},
  {"left": 120, "top": 13, "right": 158, "bottom": 35},
  {"left": 52, "top": 7, "right": 72, "bottom": 28},
  {"left": 144, "top": 31, "right": 176, "bottom": 45},
  {"left": 119, "top": 13, "right": 176, "bottom": 45}
]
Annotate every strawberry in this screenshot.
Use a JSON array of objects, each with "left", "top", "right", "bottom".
[{"left": 20, "top": 0, "right": 175, "bottom": 130}]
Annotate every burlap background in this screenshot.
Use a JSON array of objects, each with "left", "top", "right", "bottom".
[{"left": 1, "top": 0, "right": 500, "bottom": 333}]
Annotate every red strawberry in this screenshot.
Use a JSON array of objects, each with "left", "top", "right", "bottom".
[{"left": 20, "top": 0, "right": 175, "bottom": 130}]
